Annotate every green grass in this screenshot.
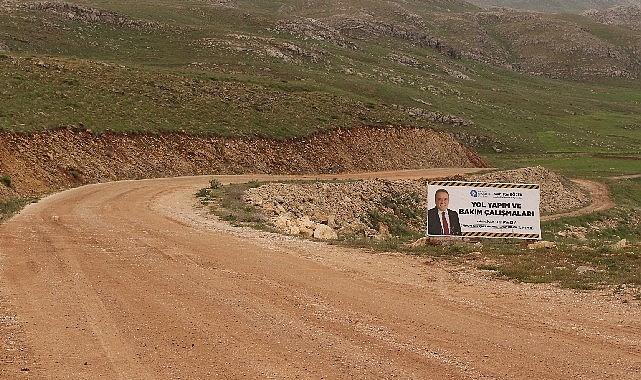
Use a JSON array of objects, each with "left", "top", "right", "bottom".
[
  {"left": 457, "top": 177, "right": 640, "bottom": 291},
  {"left": 2, "top": 0, "right": 641, "bottom": 293},
  {"left": 200, "top": 178, "right": 640, "bottom": 294},
  {"left": 1, "top": 0, "right": 641, "bottom": 162},
  {"left": 196, "top": 180, "right": 269, "bottom": 226},
  {"left": 611, "top": 176, "right": 641, "bottom": 207},
  {"left": 0, "top": 54, "right": 407, "bottom": 136},
  {"left": 485, "top": 153, "right": 641, "bottom": 178},
  {"left": 0, "top": 198, "right": 34, "bottom": 223},
  {"left": 487, "top": 247, "right": 640, "bottom": 290}
]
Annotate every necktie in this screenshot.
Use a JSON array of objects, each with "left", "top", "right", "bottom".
[{"left": 441, "top": 211, "right": 449, "bottom": 235}]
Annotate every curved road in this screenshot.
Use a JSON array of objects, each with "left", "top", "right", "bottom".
[
  {"left": 1, "top": 171, "right": 640, "bottom": 379},
  {"left": 540, "top": 179, "right": 615, "bottom": 221}
]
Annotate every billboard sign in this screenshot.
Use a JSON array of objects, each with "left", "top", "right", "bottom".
[{"left": 427, "top": 181, "right": 541, "bottom": 239}]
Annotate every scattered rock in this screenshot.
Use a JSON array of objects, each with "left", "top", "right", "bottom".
[
  {"left": 571, "top": 245, "right": 594, "bottom": 252},
  {"left": 313, "top": 224, "right": 338, "bottom": 240},
  {"left": 557, "top": 225, "right": 588, "bottom": 241},
  {"left": 298, "top": 216, "right": 316, "bottom": 237},
  {"left": 528, "top": 241, "right": 557, "bottom": 250},
  {"left": 611, "top": 239, "right": 628, "bottom": 250},
  {"left": 406, "top": 237, "right": 442, "bottom": 248},
  {"left": 576, "top": 265, "right": 597, "bottom": 274}
]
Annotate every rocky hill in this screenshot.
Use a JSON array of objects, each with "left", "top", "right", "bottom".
[
  {"left": 264, "top": 1, "right": 641, "bottom": 79},
  {"left": 2, "top": 0, "right": 640, "bottom": 82},
  {"left": 0, "top": 0, "right": 638, "bottom": 215},
  {"left": 1, "top": 0, "right": 640, "bottom": 155},
  {"left": 583, "top": 4, "right": 641, "bottom": 29},
  {"left": 468, "top": 0, "right": 641, "bottom": 13}
]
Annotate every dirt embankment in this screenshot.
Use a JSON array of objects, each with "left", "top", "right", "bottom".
[{"left": 0, "top": 126, "right": 487, "bottom": 201}]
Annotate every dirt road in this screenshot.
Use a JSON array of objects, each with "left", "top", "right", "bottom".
[
  {"left": 1, "top": 170, "right": 640, "bottom": 379},
  {"left": 540, "top": 179, "right": 615, "bottom": 221}
]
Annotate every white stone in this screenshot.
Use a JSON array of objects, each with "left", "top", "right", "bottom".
[
  {"left": 313, "top": 224, "right": 338, "bottom": 240},
  {"left": 527, "top": 241, "right": 556, "bottom": 249},
  {"left": 611, "top": 239, "right": 628, "bottom": 250}
]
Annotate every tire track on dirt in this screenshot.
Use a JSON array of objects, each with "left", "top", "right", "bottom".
[
  {"left": 1, "top": 170, "right": 639, "bottom": 379},
  {"left": 541, "top": 179, "right": 615, "bottom": 221}
]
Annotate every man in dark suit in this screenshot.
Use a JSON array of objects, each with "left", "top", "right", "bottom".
[{"left": 427, "top": 188, "right": 461, "bottom": 236}]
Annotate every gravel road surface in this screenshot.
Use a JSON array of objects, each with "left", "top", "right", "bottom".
[{"left": 1, "top": 170, "right": 639, "bottom": 379}]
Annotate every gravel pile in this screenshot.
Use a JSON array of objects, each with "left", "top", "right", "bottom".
[
  {"left": 245, "top": 179, "right": 425, "bottom": 239},
  {"left": 468, "top": 166, "right": 590, "bottom": 214},
  {"left": 244, "top": 166, "right": 591, "bottom": 239}
]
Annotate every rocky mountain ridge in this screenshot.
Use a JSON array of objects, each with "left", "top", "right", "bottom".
[
  {"left": 583, "top": 4, "right": 641, "bottom": 28},
  {"left": 469, "top": 0, "right": 641, "bottom": 14},
  {"left": 2, "top": 0, "right": 640, "bottom": 79}
]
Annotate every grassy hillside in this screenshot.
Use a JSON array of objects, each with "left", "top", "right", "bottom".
[
  {"left": 467, "top": 0, "right": 641, "bottom": 13},
  {"left": 1, "top": 0, "right": 640, "bottom": 176}
]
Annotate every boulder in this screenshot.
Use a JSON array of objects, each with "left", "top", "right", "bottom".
[
  {"left": 611, "top": 239, "right": 628, "bottom": 250},
  {"left": 527, "top": 240, "right": 556, "bottom": 249},
  {"left": 313, "top": 224, "right": 338, "bottom": 240}
]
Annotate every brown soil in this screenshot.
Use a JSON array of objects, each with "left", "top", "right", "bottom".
[
  {"left": 0, "top": 127, "right": 486, "bottom": 201},
  {"left": 540, "top": 179, "right": 615, "bottom": 221},
  {"left": 1, "top": 129, "right": 637, "bottom": 379},
  {"left": 1, "top": 171, "right": 640, "bottom": 379}
]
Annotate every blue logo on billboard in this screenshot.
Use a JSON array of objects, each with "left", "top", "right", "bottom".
[{"left": 470, "top": 189, "right": 478, "bottom": 197}]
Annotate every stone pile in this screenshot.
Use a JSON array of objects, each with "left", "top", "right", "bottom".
[
  {"left": 244, "top": 166, "right": 590, "bottom": 240},
  {"left": 244, "top": 179, "right": 425, "bottom": 239},
  {"left": 468, "top": 166, "right": 590, "bottom": 214}
]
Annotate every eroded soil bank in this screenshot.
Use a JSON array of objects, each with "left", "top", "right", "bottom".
[{"left": 0, "top": 126, "right": 487, "bottom": 200}]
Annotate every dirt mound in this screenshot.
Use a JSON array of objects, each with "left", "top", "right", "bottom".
[
  {"left": 244, "top": 166, "right": 589, "bottom": 239},
  {"left": 245, "top": 179, "right": 426, "bottom": 239},
  {"left": 468, "top": 166, "right": 590, "bottom": 214},
  {"left": 0, "top": 126, "right": 487, "bottom": 201}
]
